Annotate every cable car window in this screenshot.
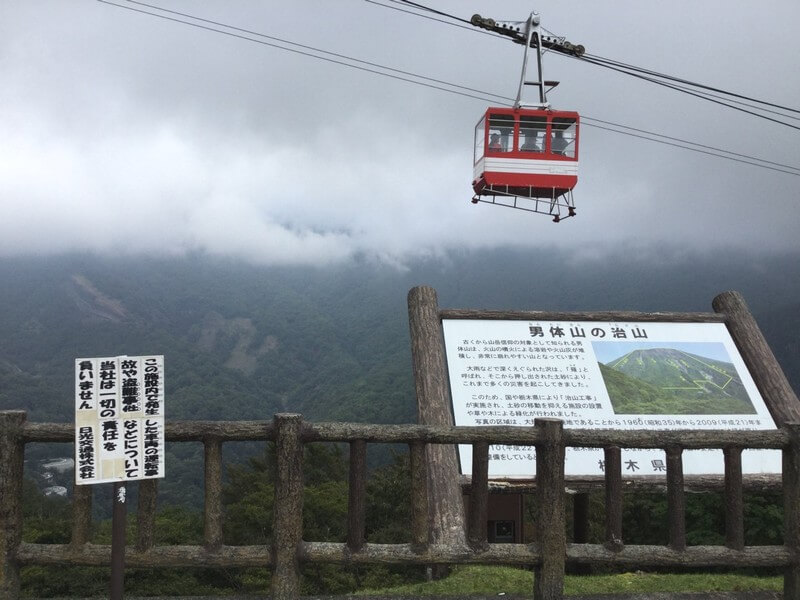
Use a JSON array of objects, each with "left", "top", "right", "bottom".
[
  {"left": 474, "top": 115, "right": 486, "bottom": 163},
  {"left": 519, "top": 115, "right": 546, "bottom": 153},
  {"left": 550, "top": 117, "right": 577, "bottom": 158},
  {"left": 488, "top": 113, "right": 514, "bottom": 152}
]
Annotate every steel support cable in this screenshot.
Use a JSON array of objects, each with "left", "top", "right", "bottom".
[
  {"left": 362, "top": 0, "right": 499, "bottom": 39},
  {"left": 121, "top": 0, "right": 510, "bottom": 103},
  {"left": 98, "top": 0, "right": 507, "bottom": 104},
  {"left": 372, "top": 0, "right": 800, "bottom": 117},
  {"left": 394, "top": 0, "right": 472, "bottom": 24},
  {"left": 580, "top": 52, "right": 800, "bottom": 115},
  {"left": 607, "top": 79, "right": 800, "bottom": 123},
  {"left": 581, "top": 120, "right": 800, "bottom": 177},
  {"left": 581, "top": 116, "right": 800, "bottom": 173},
  {"left": 578, "top": 55, "right": 800, "bottom": 130},
  {"left": 361, "top": 1, "right": 800, "bottom": 171},
  {"left": 96, "top": 0, "right": 800, "bottom": 177},
  {"left": 569, "top": 47, "right": 799, "bottom": 121}
]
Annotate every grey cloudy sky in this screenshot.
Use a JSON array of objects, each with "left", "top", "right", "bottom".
[{"left": 2, "top": 1, "right": 799, "bottom": 266}]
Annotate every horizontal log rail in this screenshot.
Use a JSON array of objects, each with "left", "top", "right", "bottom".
[
  {"left": 22, "top": 540, "right": 788, "bottom": 570},
  {"left": 23, "top": 419, "right": 789, "bottom": 448},
  {"left": 461, "top": 473, "right": 784, "bottom": 493},
  {"left": 1, "top": 410, "right": 798, "bottom": 600}
]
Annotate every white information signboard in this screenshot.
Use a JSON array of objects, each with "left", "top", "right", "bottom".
[
  {"left": 75, "top": 355, "right": 165, "bottom": 485},
  {"left": 443, "top": 320, "right": 780, "bottom": 478}
]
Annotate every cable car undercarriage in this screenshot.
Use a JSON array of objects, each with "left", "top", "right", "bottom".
[{"left": 471, "top": 186, "right": 576, "bottom": 222}]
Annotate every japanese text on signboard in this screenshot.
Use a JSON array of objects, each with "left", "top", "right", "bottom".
[{"left": 75, "top": 355, "right": 165, "bottom": 485}]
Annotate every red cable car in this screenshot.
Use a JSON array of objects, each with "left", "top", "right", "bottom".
[
  {"left": 472, "top": 107, "right": 579, "bottom": 217},
  {"left": 469, "top": 11, "right": 584, "bottom": 222}
]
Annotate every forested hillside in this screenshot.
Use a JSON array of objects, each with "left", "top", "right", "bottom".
[
  {"left": 0, "top": 255, "right": 415, "bottom": 424},
  {"left": 2, "top": 248, "right": 799, "bottom": 424},
  {"left": 2, "top": 248, "right": 799, "bottom": 508}
]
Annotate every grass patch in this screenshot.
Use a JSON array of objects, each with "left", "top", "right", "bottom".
[{"left": 356, "top": 565, "right": 782, "bottom": 596}]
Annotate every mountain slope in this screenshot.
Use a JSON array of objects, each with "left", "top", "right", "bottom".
[
  {"left": 602, "top": 348, "right": 756, "bottom": 414},
  {"left": 1, "top": 249, "right": 799, "bottom": 424}
]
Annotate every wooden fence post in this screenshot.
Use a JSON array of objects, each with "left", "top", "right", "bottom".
[
  {"left": 723, "top": 447, "right": 744, "bottom": 550},
  {"left": 784, "top": 423, "right": 800, "bottom": 598},
  {"left": 666, "top": 446, "right": 686, "bottom": 551},
  {"left": 468, "top": 441, "right": 489, "bottom": 551},
  {"left": 407, "top": 286, "right": 467, "bottom": 550},
  {"left": 410, "top": 441, "right": 430, "bottom": 552},
  {"left": 136, "top": 480, "right": 158, "bottom": 552},
  {"left": 272, "top": 414, "right": 304, "bottom": 600},
  {"left": 571, "top": 493, "right": 591, "bottom": 574},
  {"left": 0, "top": 411, "right": 26, "bottom": 600},
  {"left": 534, "top": 418, "right": 566, "bottom": 600},
  {"left": 347, "top": 440, "right": 367, "bottom": 553},
  {"left": 203, "top": 437, "right": 223, "bottom": 550},
  {"left": 604, "top": 446, "right": 623, "bottom": 551},
  {"left": 713, "top": 291, "right": 800, "bottom": 425},
  {"left": 70, "top": 484, "right": 92, "bottom": 550}
]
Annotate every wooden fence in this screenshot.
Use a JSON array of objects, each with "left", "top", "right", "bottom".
[{"left": 1, "top": 410, "right": 798, "bottom": 599}]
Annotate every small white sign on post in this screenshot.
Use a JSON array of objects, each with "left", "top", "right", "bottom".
[
  {"left": 75, "top": 355, "right": 165, "bottom": 485},
  {"left": 443, "top": 320, "right": 781, "bottom": 478}
]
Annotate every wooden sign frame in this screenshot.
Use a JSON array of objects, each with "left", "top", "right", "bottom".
[{"left": 407, "top": 286, "right": 800, "bottom": 548}]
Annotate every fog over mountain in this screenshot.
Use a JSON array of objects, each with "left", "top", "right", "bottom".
[
  {"left": 3, "top": 2, "right": 800, "bottom": 264},
  {"left": 2, "top": 247, "right": 798, "bottom": 424}
]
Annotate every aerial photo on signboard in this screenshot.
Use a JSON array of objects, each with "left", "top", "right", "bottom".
[{"left": 594, "top": 341, "right": 756, "bottom": 415}]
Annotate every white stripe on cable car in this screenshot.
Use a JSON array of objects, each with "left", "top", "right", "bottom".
[{"left": 473, "top": 157, "right": 578, "bottom": 180}]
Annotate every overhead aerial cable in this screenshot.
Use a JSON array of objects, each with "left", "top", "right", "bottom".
[
  {"left": 582, "top": 117, "right": 800, "bottom": 175},
  {"left": 579, "top": 52, "right": 800, "bottom": 116},
  {"left": 577, "top": 54, "right": 800, "bottom": 131},
  {"left": 582, "top": 119, "right": 799, "bottom": 176},
  {"left": 362, "top": 0, "right": 498, "bottom": 38},
  {"left": 370, "top": 0, "right": 800, "bottom": 125},
  {"left": 393, "top": 0, "right": 472, "bottom": 24},
  {"left": 103, "top": 0, "right": 509, "bottom": 104},
  {"left": 96, "top": 0, "right": 800, "bottom": 178}
]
